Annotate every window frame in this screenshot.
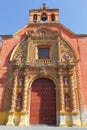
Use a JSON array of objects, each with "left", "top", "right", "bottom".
[{"left": 38, "top": 45, "right": 50, "bottom": 59}]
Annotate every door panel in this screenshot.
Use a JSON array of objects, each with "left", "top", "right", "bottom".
[{"left": 30, "top": 78, "right": 56, "bottom": 124}]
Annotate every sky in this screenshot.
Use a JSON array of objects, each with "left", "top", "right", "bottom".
[{"left": 0, "top": 0, "right": 87, "bottom": 35}]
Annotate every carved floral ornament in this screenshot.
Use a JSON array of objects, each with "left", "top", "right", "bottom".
[
  {"left": 12, "top": 41, "right": 27, "bottom": 66},
  {"left": 11, "top": 28, "right": 76, "bottom": 67},
  {"left": 60, "top": 40, "right": 75, "bottom": 62},
  {"left": 35, "top": 27, "right": 60, "bottom": 36}
]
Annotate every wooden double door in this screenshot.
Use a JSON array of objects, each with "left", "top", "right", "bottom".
[{"left": 30, "top": 78, "right": 56, "bottom": 125}]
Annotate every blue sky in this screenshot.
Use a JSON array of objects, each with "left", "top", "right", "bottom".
[{"left": 0, "top": 0, "right": 87, "bottom": 34}]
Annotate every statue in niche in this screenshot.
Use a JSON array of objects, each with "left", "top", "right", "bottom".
[
  {"left": 65, "top": 94, "right": 71, "bottom": 111},
  {"left": 63, "top": 77, "right": 69, "bottom": 86},
  {"left": 16, "top": 93, "right": 22, "bottom": 111},
  {"left": 19, "top": 77, "right": 24, "bottom": 86}
]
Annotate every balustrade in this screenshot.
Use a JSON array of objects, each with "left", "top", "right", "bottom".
[{"left": 33, "top": 59, "right": 52, "bottom": 65}]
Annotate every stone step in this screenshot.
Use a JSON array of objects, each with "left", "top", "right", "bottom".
[{"left": 0, "top": 126, "right": 87, "bottom": 130}]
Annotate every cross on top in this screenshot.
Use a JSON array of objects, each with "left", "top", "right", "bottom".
[{"left": 43, "top": 3, "right": 46, "bottom": 7}]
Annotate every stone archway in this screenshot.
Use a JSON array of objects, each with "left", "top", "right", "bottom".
[{"left": 30, "top": 78, "right": 56, "bottom": 125}]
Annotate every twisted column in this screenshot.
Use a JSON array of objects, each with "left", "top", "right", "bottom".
[
  {"left": 22, "top": 70, "right": 29, "bottom": 112},
  {"left": 10, "top": 69, "right": 18, "bottom": 112},
  {"left": 58, "top": 71, "right": 65, "bottom": 112},
  {"left": 69, "top": 70, "right": 77, "bottom": 112}
]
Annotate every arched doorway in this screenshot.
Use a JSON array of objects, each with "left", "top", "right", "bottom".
[{"left": 30, "top": 78, "right": 56, "bottom": 125}]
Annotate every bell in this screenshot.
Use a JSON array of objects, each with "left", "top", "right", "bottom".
[{"left": 41, "top": 14, "right": 47, "bottom": 21}]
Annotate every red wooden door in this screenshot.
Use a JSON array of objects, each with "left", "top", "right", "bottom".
[{"left": 30, "top": 78, "right": 56, "bottom": 125}]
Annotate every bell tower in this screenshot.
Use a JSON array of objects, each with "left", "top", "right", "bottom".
[{"left": 29, "top": 3, "right": 59, "bottom": 23}]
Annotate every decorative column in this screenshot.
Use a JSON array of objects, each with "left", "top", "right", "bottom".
[
  {"left": 69, "top": 68, "right": 77, "bottom": 112},
  {"left": 19, "top": 69, "right": 29, "bottom": 126},
  {"left": 10, "top": 70, "right": 18, "bottom": 112},
  {"left": 7, "top": 69, "right": 18, "bottom": 125},
  {"left": 58, "top": 70, "right": 66, "bottom": 126},
  {"left": 22, "top": 71, "right": 28, "bottom": 112},
  {"left": 59, "top": 71, "right": 65, "bottom": 112}
]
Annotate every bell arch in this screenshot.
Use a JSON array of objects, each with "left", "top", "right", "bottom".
[{"left": 41, "top": 13, "right": 48, "bottom": 22}]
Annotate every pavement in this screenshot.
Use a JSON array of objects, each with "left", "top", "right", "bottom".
[{"left": 0, "top": 126, "right": 87, "bottom": 130}]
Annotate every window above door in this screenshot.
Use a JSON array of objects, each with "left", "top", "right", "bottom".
[{"left": 38, "top": 47, "right": 49, "bottom": 59}]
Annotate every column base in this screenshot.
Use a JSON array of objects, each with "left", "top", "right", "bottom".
[
  {"left": 19, "top": 112, "right": 29, "bottom": 126},
  {"left": 59, "top": 113, "right": 73, "bottom": 127},
  {"left": 6, "top": 112, "right": 15, "bottom": 126},
  {"left": 59, "top": 113, "right": 66, "bottom": 126},
  {"left": 72, "top": 113, "right": 81, "bottom": 126},
  {"left": 59, "top": 112, "right": 81, "bottom": 127},
  {"left": 59, "top": 123, "right": 67, "bottom": 127}
]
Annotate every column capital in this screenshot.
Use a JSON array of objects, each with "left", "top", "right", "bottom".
[
  {"left": 24, "top": 69, "right": 29, "bottom": 76},
  {"left": 57, "top": 36, "right": 61, "bottom": 42},
  {"left": 13, "top": 69, "right": 19, "bottom": 76},
  {"left": 58, "top": 69, "right": 63, "bottom": 76},
  {"left": 58, "top": 72, "right": 63, "bottom": 76},
  {"left": 69, "top": 71, "right": 73, "bottom": 76}
]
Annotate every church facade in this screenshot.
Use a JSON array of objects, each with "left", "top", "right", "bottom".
[{"left": 0, "top": 4, "right": 87, "bottom": 126}]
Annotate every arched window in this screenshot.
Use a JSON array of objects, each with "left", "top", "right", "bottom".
[
  {"left": 51, "top": 14, "right": 55, "bottom": 22},
  {"left": 41, "top": 13, "right": 47, "bottom": 22},
  {"left": 64, "top": 94, "right": 71, "bottom": 112},
  {"left": 33, "top": 14, "right": 37, "bottom": 23}
]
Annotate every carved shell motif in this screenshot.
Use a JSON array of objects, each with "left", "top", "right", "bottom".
[
  {"left": 13, "top": 41, "right": 27, "bottom": 66},
  {"left": 60, "top": 40, "right": 75, "bottom": 62}
]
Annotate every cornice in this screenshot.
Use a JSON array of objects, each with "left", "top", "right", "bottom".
[{"left": 0, "top": 35, "right": 13, "bottom": 38}]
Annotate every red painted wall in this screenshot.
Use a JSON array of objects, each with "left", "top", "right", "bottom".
[{"left": 0, "top": 24, "right": 87, "bottom": 112}]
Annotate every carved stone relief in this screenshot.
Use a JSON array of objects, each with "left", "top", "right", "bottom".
[
  {"left": 13, "top": 41, "right": 27, "bottom": 66},
  {"left": 60, "top": 40, "right": 75, "bottom": 62}
]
